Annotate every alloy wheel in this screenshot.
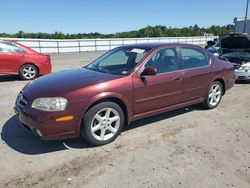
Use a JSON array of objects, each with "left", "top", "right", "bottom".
[
  {"left": 22, "top": 66, "right": 37, "bottom": 79},
  {"left": 208, "top": 83, "right": 222, "bottom": 107},
  {"left": 90, "top": 108, "right": 120, "bottom": 141}
]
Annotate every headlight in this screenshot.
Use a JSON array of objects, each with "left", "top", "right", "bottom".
[
  {"left": 240, "top": 64, "right": 250, "bottom": 70},
  {"left": 31, "top": 97, "right": 68, "bottom": 111}
]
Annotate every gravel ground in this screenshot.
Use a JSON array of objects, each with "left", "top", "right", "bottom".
[{"left": 0, "top": 52, "right": 250, "bottom": 188}]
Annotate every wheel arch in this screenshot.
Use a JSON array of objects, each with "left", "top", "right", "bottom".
[
  {"left": 212, "top": 78, "right": 226, "bottom": 95},
  {"left": 83, "top": 93, "right": 131, "bottom": 126}
]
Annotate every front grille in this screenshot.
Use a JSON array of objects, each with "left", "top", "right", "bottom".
[
  {"left": 16, "top": 93, "right": 29, "bottom": 110},
  {"left": 237, "top": 76, "right": 249, "bottom": 80}
]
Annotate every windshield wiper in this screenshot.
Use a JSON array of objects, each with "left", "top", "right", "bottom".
[
  {"left": 87, "top": 63, "right": 101, "bottom": 72},
  {"left": 87, "top": 64, "right": 117, "bottom": 75}
]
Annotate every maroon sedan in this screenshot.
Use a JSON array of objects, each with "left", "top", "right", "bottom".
[
  {"left": 15, "top": 43, "right": 235, "bottom": 146},
  {"left": 0, "top": 40, "right": 51, "bottom": 80}
]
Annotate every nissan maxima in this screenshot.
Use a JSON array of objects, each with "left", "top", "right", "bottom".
[{"left": 14, "top": 43, "right": 235, "bottom": 146}]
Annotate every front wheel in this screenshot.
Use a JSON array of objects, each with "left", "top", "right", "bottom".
[
  {"left": 19, "top": 64, "right": 38, "bottom": 80},
  {"left": 81, "top": 102, "right": 124, "bottom": 146},
  {"left": 203, "top": 81, "right": 223, "bottom": 109}
]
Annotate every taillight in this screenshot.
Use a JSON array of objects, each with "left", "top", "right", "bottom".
[{"left": 44, "top": 55, "right": 51, "bottom": 63}]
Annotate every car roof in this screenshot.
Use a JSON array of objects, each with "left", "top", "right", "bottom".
[
  {"left": 0, "top": 39, "right": 14, "bottom": 43},
  {"left": 121, "top": 42, "right": 202, "bottom": 49}
]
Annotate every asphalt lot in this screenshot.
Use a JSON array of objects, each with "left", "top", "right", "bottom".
[{"left": 0, "top": 52, "right": 250, "bottom": 188}]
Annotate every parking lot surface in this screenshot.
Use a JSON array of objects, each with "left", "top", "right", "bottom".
[{"left": 0, "top": 52, "right": 250, "bottom": 188}]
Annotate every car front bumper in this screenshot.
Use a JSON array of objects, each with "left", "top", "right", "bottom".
[
  {"left": 14, "top": 104, "right": 81, "bottom": 140},
  {"left": 235, "top": 69, "right": 250, "bottom": 80}
]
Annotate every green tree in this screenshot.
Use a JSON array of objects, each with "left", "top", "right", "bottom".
[{"left": 0, "top": 25, "right": 234, "bottom": 39}]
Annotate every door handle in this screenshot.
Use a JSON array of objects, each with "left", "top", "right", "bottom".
[{"left": 173, "top": 77, "right": 182, "bottom": 81}]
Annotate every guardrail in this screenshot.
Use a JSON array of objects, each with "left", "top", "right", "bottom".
[{"left": 1, "top": 36, "right": 216, "bottom": 54}]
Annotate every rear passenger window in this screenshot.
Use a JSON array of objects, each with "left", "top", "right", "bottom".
[
  {"left": 180, "top": 47, "right": 208, "bottom": 69},
  {"left": 0, "top": 42, "right": 25, "bottom": 53}
]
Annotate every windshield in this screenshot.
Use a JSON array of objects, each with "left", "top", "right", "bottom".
[{"left": 86, "top": 46, "right": 151, "bottom": 75}]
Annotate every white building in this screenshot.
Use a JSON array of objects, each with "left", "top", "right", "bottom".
[{"left": 234, "top": 17, "right": 250, "bottom": 34}]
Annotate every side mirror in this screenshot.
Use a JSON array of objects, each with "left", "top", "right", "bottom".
[{"left": 141, "top": 67, "right": 157, "bottom": 77}]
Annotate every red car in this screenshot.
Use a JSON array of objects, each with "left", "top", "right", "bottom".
[
  {"left": 15, "top": 43, "right": 235, "bottom": 146},
  {"left": 0, "top": 40, "right": 51, "bottom": 80}
]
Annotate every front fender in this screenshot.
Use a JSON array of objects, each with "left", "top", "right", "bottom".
[{"left": 81, "top": 91, "right": 132, "bottom": 121}]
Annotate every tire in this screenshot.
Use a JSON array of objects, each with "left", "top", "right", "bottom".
[
  {"left": 203, "top": 81, "right": 223, "bottom": 109},
  {"left": 19, "top": 64, "right": 38, "bottom": 80},
  {"left": 81, "top": 102, "right": 124, "bottom": 146}
]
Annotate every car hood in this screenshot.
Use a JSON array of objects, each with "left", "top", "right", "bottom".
[
  {"left": 222, "top": 51, "right": 250, "bottom": 68},
  {"left": 23, "top": 68, "right": 123, "bottom": 99},
  {"left": 220, "top": 33, "right": 250, "bottom": 53}
]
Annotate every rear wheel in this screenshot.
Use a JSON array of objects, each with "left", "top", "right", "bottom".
[
  {"left": 19, "top": 64, "right": 38, "bottom": 80},
  {"left": 203, "top": 81, "right": 223, "bottom": 109},
  {"left": 81, "top": 102, "right": 124, "bottom": 146}
]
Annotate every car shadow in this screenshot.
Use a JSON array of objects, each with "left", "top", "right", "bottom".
[
  {"left": 123, "top": 105, "right": 204, "bottom": 131},
  {"left": 0, "top": 75, "right": 22, "bottom": 82},
  {"left": 1, "top": 105, "right": 204, "bottom": 155},
  {"left": 1, "top": 116, "right": 91, "bottom": 155},
  {"left": 235, "top": 80, "right": 250, "bottom": 84}
]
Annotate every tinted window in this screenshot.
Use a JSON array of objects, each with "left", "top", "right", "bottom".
[
  {"left": 180, "top": 47, "right": 208, "bottom": 69},
  {"left": 145, "top": 48, "right": 178, "bottom": 74},
  {"left": 0, "top": 42, "right": 25, "bottom": 53}
]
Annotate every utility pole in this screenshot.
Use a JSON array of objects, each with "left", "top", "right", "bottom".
[{"left": 243, "top": 0, "right": 249, "bottom": 33}]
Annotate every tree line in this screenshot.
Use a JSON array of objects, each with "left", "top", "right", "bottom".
[{"left": 0, "top": 24, "right": 234, "bottom": 39}]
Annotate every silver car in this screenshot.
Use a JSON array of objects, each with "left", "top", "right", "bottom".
[{"left": 235, "top": 62, "right": 250, "bottom": 80}]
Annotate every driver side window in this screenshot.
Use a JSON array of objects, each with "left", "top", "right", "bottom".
[{"left": 145, "top": 48, "right": 178, "bottom": 74}]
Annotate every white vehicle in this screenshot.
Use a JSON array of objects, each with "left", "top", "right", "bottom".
[{"left": 235, "top": 62, "right": 250, "bottom": 80}]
